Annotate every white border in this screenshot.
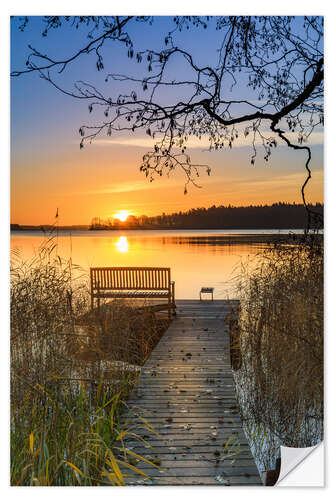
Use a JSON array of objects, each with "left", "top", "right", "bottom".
[{"left": 2, "top": 2, "right": 331, "bottom": 498}]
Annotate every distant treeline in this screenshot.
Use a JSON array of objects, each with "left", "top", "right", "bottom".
[
  {"left": 10, "top": 224, "right": 89, "bottom": 231},
  {"left": 90, "top": 203, "right": 323, "bottom": 230},
  {"left": 11, "top": 203, "right": 323, "bottom": 231}
]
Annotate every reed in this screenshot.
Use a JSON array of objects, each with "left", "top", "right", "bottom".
[
  {"left": 10, "top": 234, "right": 167, "bottom": 485},
  {"left": 232, "top": 238, "right": 323, "bottom": 472}
]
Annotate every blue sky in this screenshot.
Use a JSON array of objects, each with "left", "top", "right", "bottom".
[{"left": 10, "top": 16, "right": 323, "bottom": 224}]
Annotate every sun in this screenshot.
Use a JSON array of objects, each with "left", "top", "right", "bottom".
[{"left": 113, "top": 210, "right": 131, "bottom": 222}]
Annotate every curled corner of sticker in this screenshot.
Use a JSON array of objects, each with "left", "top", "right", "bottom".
[{"left": 276, "top": 441, "right": 324, "bottom": 486}]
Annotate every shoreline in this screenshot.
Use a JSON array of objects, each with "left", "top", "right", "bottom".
[{"left": 10, "top": 226, "right": 323, "bottom": 233}]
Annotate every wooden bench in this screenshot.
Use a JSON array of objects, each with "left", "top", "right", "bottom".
[
  {"left": 200, "top": 287, "right": 214, "bottom": 301},
  {"left": 90, "top": 267, "right": 176, "bottom": 318}
]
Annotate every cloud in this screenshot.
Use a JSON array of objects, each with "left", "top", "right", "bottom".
[
  {"left": 89, "top": 181, "right": 150, "bottom": 195},
  {"left": 87, "top": 168, "right": 322, "bottom": 197},
  {"left": 94, "top": 130, "right": 323, "bottom": 150},
  {"left": 72, "top": 179, "right": 185, "bottom": 196}
]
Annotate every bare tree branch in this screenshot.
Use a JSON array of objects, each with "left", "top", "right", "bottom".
[{"left": 11, "top": 16, "right": 324, "bottom": 229}]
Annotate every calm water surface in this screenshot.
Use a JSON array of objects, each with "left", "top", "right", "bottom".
[{"left": 11, "top": 229, "right": 300, "bottom": 299}]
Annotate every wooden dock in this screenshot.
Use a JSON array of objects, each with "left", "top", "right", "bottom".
[{"left": 122, "top": 300, "right": 262, "bottom": 486}]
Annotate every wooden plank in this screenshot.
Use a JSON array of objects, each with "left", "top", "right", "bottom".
[
  {"left": 124, "top": 476, "right": 261, "bottom": 486},
  {"left": 121, "top": 300, "right": 262, "bottom": 486},
  {"left": 121, "top": 466, "right": 259, "bottom": 478},
  {"left": 122, "top": 444, "right": 256, "bottom": 456},
  {"left": 126, "top": 407, "right": 242, "bottom": 414},
  {"left": 125, "top": 455, "right": 260, "bottom": 465}
]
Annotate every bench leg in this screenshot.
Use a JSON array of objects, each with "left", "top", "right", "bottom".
[{"left": 172, "top": 284, "right": 176, "bottom": 315}]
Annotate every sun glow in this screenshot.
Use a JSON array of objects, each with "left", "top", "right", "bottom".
[
  {"left": 115, "top": 236, "right": 129, "bottom": 253},
  {"left": 113, "top": 210, "right": 131, "bottom": 222}
]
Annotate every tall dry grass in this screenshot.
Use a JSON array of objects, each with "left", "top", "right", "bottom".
[
  {"left": 10, "top": 234, "right": 167, "bottom": 485},
  {"left": 232, "top": 239, "right": 323, "bottom": 471}
]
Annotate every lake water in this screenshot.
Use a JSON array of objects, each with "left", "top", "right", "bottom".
[{"left": 10, "top": 229, "right": 302, "bottom": 299}]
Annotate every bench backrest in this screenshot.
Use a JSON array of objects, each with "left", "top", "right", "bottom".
[{"left": 90, "top": 267, "right": 171, "bottom": 291}]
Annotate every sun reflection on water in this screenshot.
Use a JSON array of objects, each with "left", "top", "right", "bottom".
[
  {"left": 11, "top": 231, "right": 272, "bottom": 298},
  {"left": 115, "top": 236, "right": 129, "bottom": 253}
]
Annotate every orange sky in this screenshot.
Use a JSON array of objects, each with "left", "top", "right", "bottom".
[
  {"left": 10, "top": 17, "right": 323, "bottom": 226},
  {"left": 11, "top": 136, "right": 323, "bottom": 225}
]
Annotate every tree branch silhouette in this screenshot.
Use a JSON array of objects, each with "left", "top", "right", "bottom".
[{"left": 11, "top": 16, "right": 324, "bottom": 229}]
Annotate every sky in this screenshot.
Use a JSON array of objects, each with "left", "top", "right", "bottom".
[{"left": 10, "top": 15, "right": 324, "bottom": 225}]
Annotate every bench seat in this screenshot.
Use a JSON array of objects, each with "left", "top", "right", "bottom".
[
  {"left": 90, "top": 267, "right": 176, "bottom": 318},
  {"left": 94, "top": 290, "right": 171, "bottom": 298}
]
